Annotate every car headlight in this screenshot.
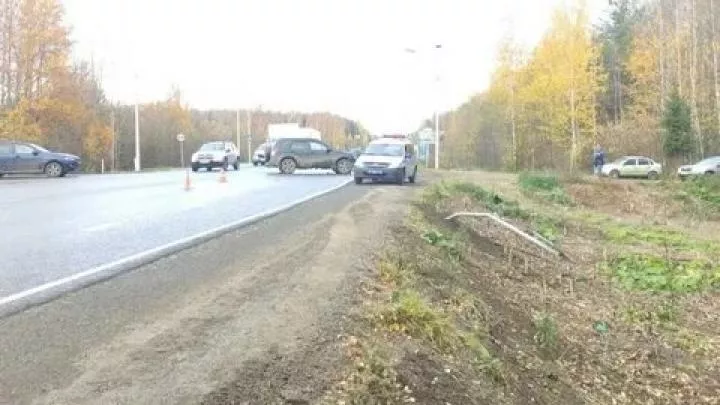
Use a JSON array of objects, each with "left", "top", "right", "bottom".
[{"left": 382, "top": 159, "right": 400, "bottom": 169}]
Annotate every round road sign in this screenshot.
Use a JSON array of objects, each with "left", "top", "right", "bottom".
[{"left": 176, "top": 133, "right": 185, "bottom": 142}]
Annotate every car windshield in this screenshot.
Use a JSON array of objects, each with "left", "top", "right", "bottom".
[
  {"left": 697, "top": 156, "right": 720, "bottom": 165},
  {"left": 29, "top": 143, "right": 49, "bottom": 153},
  {"left": 200, "top": 143, "right": 224, "bottom": 151},
  {"left": 363, "top": 143, "right": 405, "bottom": 157},
  {"left": 611, "top": 157, "right": 629, "bottom": 164}
]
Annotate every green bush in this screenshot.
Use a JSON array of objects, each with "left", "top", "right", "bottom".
[
  {"left": 376, "top": 290, "right": 457, "bottom": 350},
  {"left": 518, "top": 172, "right": 573, "bottom": 205},
  {"left": 623, "top": 301, "right": 678, "bottom": 325},
  {"left": 422, "top": 181, "right": 530, "bottom": 219},
  {"left": 532, "top": 312, "right": 559, "bottom": 349},
  {"left": 682, "top": 176, "right": 720, "bottom": 207},
  {"left": 607, "top": 254, "right": 720, "bottom": 293},
  {"left": 532, "top": 214, "right": 564, "bottom": 243},
  {"left": 519, "top": 171, "right": 563, "bottom": 192}
]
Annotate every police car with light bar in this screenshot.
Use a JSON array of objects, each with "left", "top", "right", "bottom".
[{"left": 353, "top": 134, "right": 418, "bottom": 185}]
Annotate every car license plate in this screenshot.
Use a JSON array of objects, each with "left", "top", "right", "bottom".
[
  {"left": 200, "top": 159, "right": 210, "bottom": 164},
  {"left": 367, "top": 169, "right": 383, "bottom": 175}
]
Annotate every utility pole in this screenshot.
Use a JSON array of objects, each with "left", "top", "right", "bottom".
[
  {"left": 433, "top": 44, "right": 442, "bottom": 169},
  {"left": 110, "top": 110, "right": 116, "bottom": 172},
  {"left": 134, "top": 101, "right": 140, "bottom": 171},
  {"left": 246, "top": 109, "right": 252, "bottom": 163},
  {"left": 236, "top": 109, "right": 241, "bottom": 150},
  {"left": 133, "top": 72, "right": 141, "bottom": 172}
]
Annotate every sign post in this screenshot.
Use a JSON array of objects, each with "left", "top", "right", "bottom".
[{"left": 176, "top": 133, "right": 186, "bottom": 167}]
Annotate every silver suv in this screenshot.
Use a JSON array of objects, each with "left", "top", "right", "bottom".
[{"left": 191, "top": 141, "right": 240, "bottom": 172}]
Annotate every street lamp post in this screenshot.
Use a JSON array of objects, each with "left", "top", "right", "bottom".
[
  {"left": 133, "top": 73, "right": 141, "bottom": 172},
  {"left": 236, "top": 109, "right": 241, "bottom": 151},
  {"left": 405, "top": 44, "right": 442, "bottom": 169}
]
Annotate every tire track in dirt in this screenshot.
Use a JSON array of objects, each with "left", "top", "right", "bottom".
[{"left": 32, "top": 186, "right": 412, "bottom": 405}]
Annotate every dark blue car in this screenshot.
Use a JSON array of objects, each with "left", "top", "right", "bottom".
[{"left": 0, "top": 140, "right": 81, "bottom": 178}]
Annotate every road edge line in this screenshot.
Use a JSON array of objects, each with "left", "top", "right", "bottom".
[{"left": 0, "top": 178, "right": 354, "bottom": 319}]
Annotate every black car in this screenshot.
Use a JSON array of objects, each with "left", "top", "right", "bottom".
[
  {"left": 0, "top": 140, "right": 81, "bottom": 177},
  {"left": 266, "top": 138, "right": 355, "bottom": 175}
]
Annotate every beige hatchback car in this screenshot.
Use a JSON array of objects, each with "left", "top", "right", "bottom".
[{"left": 601, "top": 156, "right": 663, "bottom": 179}]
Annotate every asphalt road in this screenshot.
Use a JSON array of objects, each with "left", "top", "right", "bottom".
[
  {"left": 0, "top": 166, "right": 351, "bottom": 298},
  {"left": 0, "top": 180, "right": 389, "bottom": 405}
]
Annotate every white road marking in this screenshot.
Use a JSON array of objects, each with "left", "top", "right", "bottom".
[
  {"left": 0, "top": 178, "right": 354, "bottom": 315},
  {"left": 82, "top": 222, "right": 121, "bottom": 232}
]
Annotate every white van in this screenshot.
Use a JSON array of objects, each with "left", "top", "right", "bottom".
[{"left": 353, "top": 135, "right": 418, "bottom": 185}]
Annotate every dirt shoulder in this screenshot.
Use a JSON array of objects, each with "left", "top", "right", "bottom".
[{"left": 0, "top": 184, "right": 418, "bottom": 405}]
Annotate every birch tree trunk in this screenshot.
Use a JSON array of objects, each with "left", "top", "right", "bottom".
[
  {"left": 676, "top": 0, "right": 683, "bottom": 96},
  {"left": 711, "top": 0, "right": 720, "bottom": 142},
  {"left": 690, "top": 0, "right": 703, "bottom": 157}
]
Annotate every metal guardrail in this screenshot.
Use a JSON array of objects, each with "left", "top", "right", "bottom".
[{"left": 444, "top": 211, "right": 561, "bottom": 257}]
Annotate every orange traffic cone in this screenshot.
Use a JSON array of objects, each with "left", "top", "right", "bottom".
[
  {"left": 184, "top": 169, "right": 192, "bottom": 191},
  {"left": 219, "top": 168, "right": 228, "bottom": 183}
]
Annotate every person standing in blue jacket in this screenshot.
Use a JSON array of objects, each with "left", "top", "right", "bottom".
[{"left": 592, "top": 144, "right": 605, "bottom": 175}]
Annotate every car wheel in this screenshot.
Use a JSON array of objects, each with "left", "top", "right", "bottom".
[
  {"left": 609, "top": 170, "right": 620, "bottom": 179},
  {"left": 335, "top": 158, "right": 353, "bottom": 175},
  {"left": 44, "top": 161, "right": 64, "bottom": 178},
  {"left": 223, "top": 158, "right": 229, "bottom": 171},
  {"left": 191, "top": 164, "right": 199, "bottom": 172},
  {"left": 279, "top": 158, "right": 297, "bottom": 174},
  {"left": 253, "top": 162, "right": 258, "bottom": 167},
  {"left": 647, "top": 171, "right": 659, "bottom": 180},
  {"left": 408, "top": 166, "right": 417, "bottom": 183},
  {"left": 396, "top": 168, "right": 405, "bottom": 185},
  {"left": 354, "top": 177, "right": 363, "bottom": 185},
  {"left": 233, "top": 162, "right": 239, "bottom": 170}
]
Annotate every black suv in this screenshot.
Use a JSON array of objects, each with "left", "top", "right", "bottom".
[{"left": 267, "top": 138, "right": 355, "bottom": 175}]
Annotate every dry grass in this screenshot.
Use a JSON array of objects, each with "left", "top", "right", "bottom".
[{"left": 324, "top": 171, "right": 720, "bottom": 405}]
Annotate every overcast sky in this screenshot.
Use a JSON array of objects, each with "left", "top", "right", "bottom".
[{"left": 62, "top": 0, "right": 609, "bottom": 134}]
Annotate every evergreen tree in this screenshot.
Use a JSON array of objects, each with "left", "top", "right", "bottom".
[{"left": 661, "top": 92, "right": 695, "bottom": 158}]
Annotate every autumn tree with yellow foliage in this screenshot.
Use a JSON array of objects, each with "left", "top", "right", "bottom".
[
  {"left": 0, "top": 0, "right": 112, "bottom": 171},
  {"left": 447, "top": 2, "right": 604, "bottom": 171},
  {"left": 439, "top": 0, "right": 720, "bottom": 171}
]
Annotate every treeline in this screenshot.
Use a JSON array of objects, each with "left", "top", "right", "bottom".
[
  {"left": 441, "top": 0, "right": 720, "bottom": 171},
  {"left": 0, "top": 0, "right": 366, "bottom": 172},
  {"left": 111, "top": 98, "right": 367, "bottom": 171}
]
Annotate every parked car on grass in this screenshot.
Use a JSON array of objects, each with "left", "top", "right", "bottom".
[
  {"left": 191, "top": 141, "right": 239, "bottom": 172},
  {"left": 677, "top": 156, "right": 720, "bottom": 179},
  {"left": 601, "top": 156, "right": 662, "bottom": 179},
  {"left": 267, "top": 138, "right": 355, "bottom": 175},
  {"left": 0, "top": 140, "right": 81, "bottom": 178}
]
